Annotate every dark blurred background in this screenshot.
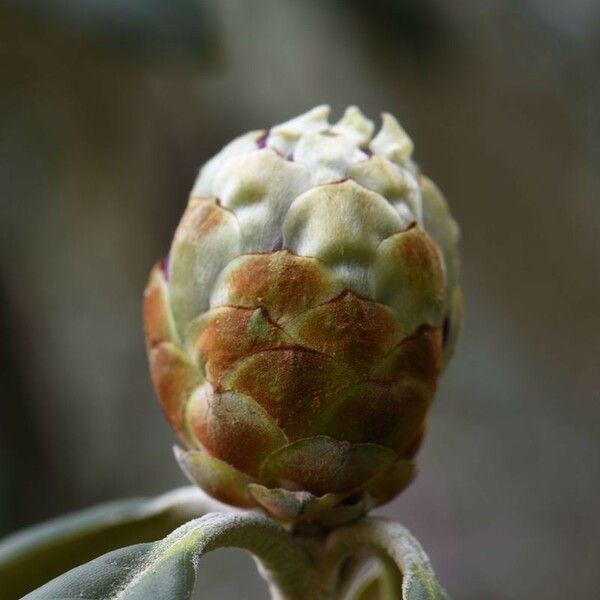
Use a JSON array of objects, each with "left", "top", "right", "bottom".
[{"left": 1, "top": 1, "right": 598, "bottom": 598}]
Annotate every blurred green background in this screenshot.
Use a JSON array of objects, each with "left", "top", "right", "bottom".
[{"left": 1, "top": 0, "right": 598, "bottom": 598}]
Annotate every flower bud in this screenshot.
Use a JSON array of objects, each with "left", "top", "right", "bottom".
[{"left": 144, "top": 106, "right": 461, "bottom": 525}]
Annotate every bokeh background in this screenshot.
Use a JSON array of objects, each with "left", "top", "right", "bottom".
[{"left": 1, "top": 1, "right": 599, "bottom": 598}]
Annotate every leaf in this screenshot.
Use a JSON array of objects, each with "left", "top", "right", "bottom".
[
  {"left": 351, "top": 568, "right": 387, "bottom": 600},
  {"left": 0, "top": 486, "right": 228, "bottom": 599},
  {"left": 22, "top": 513, "right": 317, "bottom": 600},
  {"left": 3, "top": 491, "right": 450, "bottom": 600},
  {"left": 326, "top": 518, "right": 450, "bottom": 600},
  {"left": 404, "top": 564, "right": 452, "bottom": 600}
]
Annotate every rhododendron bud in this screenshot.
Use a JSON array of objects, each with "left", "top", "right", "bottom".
[{"left": 144, "top": 106, "right": 461, "bottom": 526}]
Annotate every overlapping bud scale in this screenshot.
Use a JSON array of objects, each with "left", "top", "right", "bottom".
[{"left": 144, "top": 106, "right": 461, "bottom": 526}]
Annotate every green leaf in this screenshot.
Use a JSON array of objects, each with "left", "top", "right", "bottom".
[
  {"left": 0, "top": 486, "right": 227, "bottom": 599},
  {"left": 23, "top": 513, "right": 317, "bottom": 600},
  {"left": 326, "top": 518, "right": 450, "bottom": 600},
  {"left": 3, "top": 490, "right": 450, "bottom": 600},
  {"left": 351, "top": 564, "right": 452, "bottom": 600},
  {"left": 351, "top": 568, "right": 387, "bottom": 600}
]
